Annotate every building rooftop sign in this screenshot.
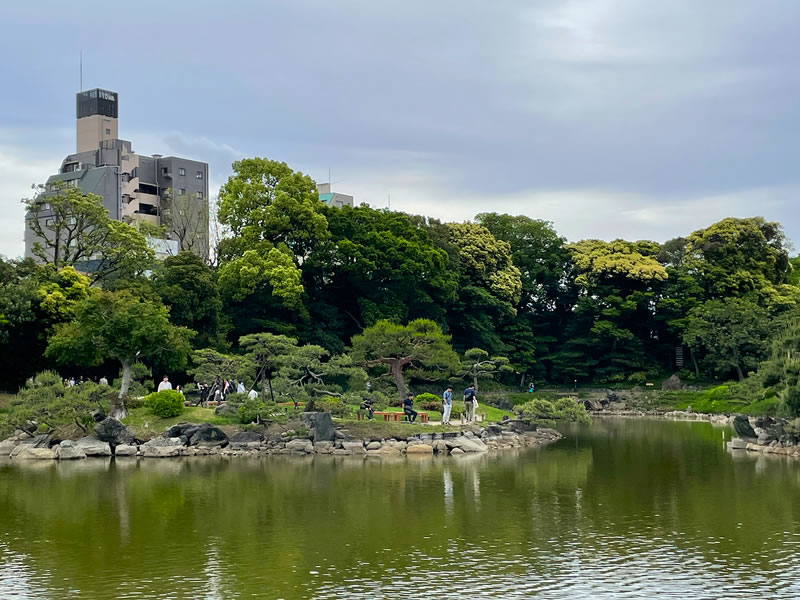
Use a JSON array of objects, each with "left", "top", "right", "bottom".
[{"left": 76, "top": 88, "right": 118, "bottom": 119}]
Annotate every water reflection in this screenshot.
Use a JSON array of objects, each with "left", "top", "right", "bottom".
[{"left": 1, "top": 420, "right": 800, "bottom": 598}]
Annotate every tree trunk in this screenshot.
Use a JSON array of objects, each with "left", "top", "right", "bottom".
[
  {"left": 267, "top": 373, "right": 275, "bottom": 403},
  {"left": 113, "top": 359, "right": 131, "bottom": 420},
  {"left": 391, "top": 360, "right": 407, "bottom": 401},
  {"left": 690, "top": 347, "right": 700, "bottom": 378},
  {"left": 473, "top": 372, "right": 479, "bottom": 393},
  {"left": 736, "top": 363, "right": 745, "bottom": 381}
]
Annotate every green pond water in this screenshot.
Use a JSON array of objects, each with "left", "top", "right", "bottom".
[{"left": 2, "top": 418, "right": 800, "bottom": 599}]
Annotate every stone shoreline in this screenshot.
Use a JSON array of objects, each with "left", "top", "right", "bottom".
[{"left": 0, "top": 418, "right": 562, "bottom": 461}]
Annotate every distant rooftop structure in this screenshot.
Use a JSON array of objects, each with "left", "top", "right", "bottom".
[{"left": 317, "top": 183, "right": 353, "bottom": 208}]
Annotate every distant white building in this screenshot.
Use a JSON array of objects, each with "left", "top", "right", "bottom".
[{"left": 317, "top": 183, "right": 353, "bottom": 208}]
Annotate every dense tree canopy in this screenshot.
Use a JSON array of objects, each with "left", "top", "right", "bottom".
[{"left": 4, "top": 155, "right": 800, "bottom": 399}]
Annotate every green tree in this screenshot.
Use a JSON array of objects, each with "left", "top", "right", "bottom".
[
  {"left": 188, "top": 349, "right": 249, "bottom": 386},
  {"left": 350, "top": 319, "right": 458, "bottom": 400},
  {"left": 239, "top": 333, "right": 299, "bottom": 402},
  {"left": 683, "top": 298, "right": 772, "bottom": 381},
  {"left": 45, "top": 290, "right": 194, "bottom": 418},
  {"left": 302, "top": 205, "right": 457, "bottom": 350},
  {"left": 445, "top": 222, "right": 522, "bottom": 353},
  {"left": 684, "top": 217, "right": 793, "bottom": 305},
  {"left": 477, "top": 213, "right": 575, "bottom": 379},
  {"left": 553, "top": 239, "right": 668, "bottom": 382},
  {"left": 457, "top": 348, "right": 512, "bottom": 391},
  {"left": 151, "top": 252, "right": 224, "bottom": 348},
  {"left": 23, "top": 185, "right": 154, "bottom": 283},
  {"left": 217, "top": 157, "right": 329, "bottom": 265}
]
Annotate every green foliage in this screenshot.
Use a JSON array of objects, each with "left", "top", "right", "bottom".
[
  {"left": 237, "top": 397, "right": 270, "bottom": 424},
  {"left": 4, "top": 372, "right": 107, "bottom": 434},
  {"left": 145, "top": 390, "right": 185, "bottom": 418},
  {"left": 351, "top": 319, "right": 458, "bottom": 399},
  {"left": 457, "top": 347, "right": 512, "bottom": 390},
  {"left": 23, "top": 184, "right": 154, "bottom": 283},
  {"left": 683, "top": 298, "right": 772, "bottom": 380},
  {"left": 151, "top": 252, "right": 224, "bottom": 348},
  {"left": 516, "top": 397, "right": 591, "bottom": 425}
]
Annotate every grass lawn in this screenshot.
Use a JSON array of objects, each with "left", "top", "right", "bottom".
[
  {"left": 122, "top": 406, "right": 235, "bottom": 439},
  {"left": 365, "top": 403, "right": 513, "bottom": 423}
]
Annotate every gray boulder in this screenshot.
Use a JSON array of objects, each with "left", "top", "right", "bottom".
[
  {"left": 56, "top": 440, "right": 86, "bottom": 460},
  {"left": 215, "top": 403, "right": 238, "bottom": 418},
  {"left": 76, "top": 437, "right": 112, "bottom": 457},
  {"left": 0, "top": 436, "right": 22, "bottom": 456},
  {"left": 188, "top": 424, "right": 229, "bottom": 448},
  {"left": 731, "top": 415, "right": 757, "bottom": 439},
  {"left": 14, "top": 446, "right": 57, "bottom": 460},
  {"left": 301, "top": 412, "right": 335, "bottom": 443},
  {"left": 661, "top": 374, "right": 684, "bottom": 391},
  {"left": 286, "top": 439, "right": 313, "bottom": 453},
  {"left": 229, "top": 431, "right": 263, "bottom": 444},
  {"left": 140, "top": 437, "right": 183, "bottom": 458},
  {"left": 114, "top": 444, "right": 138, "bottom": 456},
  {"left": 166, "top": 422, "right": 201, "bottom": 439},
  {"left": 95, "top": 417, "right": 135, "bottom": 447}
]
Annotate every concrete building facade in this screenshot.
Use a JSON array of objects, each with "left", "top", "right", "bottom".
[
  {"left": 317, "top": 183, "right": 354, "bottom": 208},
  {"left": 25, "top": 88, "right": 209, "bottom": 261}
]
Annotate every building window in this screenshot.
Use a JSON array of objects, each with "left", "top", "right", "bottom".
[
  {"left": 178, "top": 188, "right": 186, "bottom": 195},
  {"left": 196, "top": 171, "right": 203, "bottom": 179},
  {"left": 179, "top": 168, "right": 186, "bottom": 176},
  {"left": 105, "top": 128, "right": 111, "bottom": 135},
  {"left": 161, "top": 167, "right": 168, "bottom": 175},
  {"left": 45, "top": 218, "right": 54, "bottom": 227},
  {"left": 197, "top": 191, "right": 204, "bottom": 200}
]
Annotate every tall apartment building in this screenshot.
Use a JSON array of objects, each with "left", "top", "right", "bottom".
[{"left": 24, "top": 88, "right": 209, "bottom": 261}]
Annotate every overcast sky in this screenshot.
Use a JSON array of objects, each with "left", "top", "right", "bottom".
[{"left": 1, "top": 0, "right": 799, "bottom": 258}]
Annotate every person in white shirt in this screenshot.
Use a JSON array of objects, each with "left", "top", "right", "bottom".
[
  {"left": 247, "top": 388, "right": 258, "bottom": 400},
  {"left": 237, "top": 381, "right": 245, "bottom": 394},
  {"left": 157, "top": 376, "right": 172, "bottom": 392}
]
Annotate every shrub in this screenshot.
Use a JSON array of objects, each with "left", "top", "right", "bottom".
[
  {"left": 553, "top": 397, "right": 591, "bottom": 424},
  {"left": 238, "top": 398, "right": 269, "bottom": 424},
  {"left": 420, "top": 401, "right": 443, "bottom": 412},
  {"left": 415, "top": 392, "right": 438, "bottom": 404},
  {"left": 516, "top": 397, "right": 591, "bottom": 425},
  {"left": 627, "top": 372, "right": 647, "bottom": 385},
  {"left": 315, "top": 397, "right": 352, "bottom": 417},
  {"left": 144, "top": 390, "right": 185, "bottom": 418}
]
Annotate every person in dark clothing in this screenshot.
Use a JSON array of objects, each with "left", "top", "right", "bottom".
[
  {"left": 361, "top": 397, "right": 375, "bottom": 420},
  {"left": 403, "top": 393, "right": 418, "bottom": 422}
]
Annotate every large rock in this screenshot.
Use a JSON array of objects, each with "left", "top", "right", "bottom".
[
  {"left": 729, "top": 437, "right": 749, "bottom": 450},
  {"left": 56, "top": 440, "right": 86, "bottom": 460},
  {"left": 731, "top": 415, "right": 757, "bottom": 439},
  {"left": 94, "top": 417, "right": 135, "bottom": 447},
  {"left": 229, "top": 431, "right": 263, "bottom": 444},
  {"left": 285, "top": 439, "right": 313, "bottom": 453},
  {"left": 340, "top": 440, "right": 366, "bottom": 455},
  {"left": 445, "top": 435, "right": 488, "bottom": 453},
  {"left": 14, "top": 446, "right": 57, "bottom": 460},
  {"left": 140, "top": 437, "right": 183, "bottom": 457},
  {"left": 188, "top": 424, "right": 229, "bottom": 448},
  {"left": 76, "top": 437, "right": 112, "bottom": 457},
  {"left": 301, "top": 412, "right": 335, "bottom": 443},
  {"left": 215, "top": 403, "right": 238, "bottom": 418},
  {"left": 166, "top": 423, "right": 201, "bottom": 440},
  {"left": 406, "top": 443, "right": 434, "bottom": 454},
  {"left": 114, "top": 444, "right": 138, "bottom": 456},
  {"left": 0, "top": 436, "right": 22, "bottom": 456},
  {"left": 661, "top": 374, "right": 684, "bottom": 391}
]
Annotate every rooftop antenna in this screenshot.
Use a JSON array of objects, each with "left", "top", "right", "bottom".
[
  {"left": 388, "top": 193, "right": 391, "bottom": 211},
  {"left": 80, "top": 51, "right": 83, "bottom": 91}
]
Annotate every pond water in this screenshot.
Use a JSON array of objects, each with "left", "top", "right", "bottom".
[{"left": 2, "top": 418, "right": 800, "bottom": 599}]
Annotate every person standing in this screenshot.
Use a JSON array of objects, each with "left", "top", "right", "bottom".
[
  {"left": 158, "top": 376, "right": 172, "bottom": 392},
  {"left": 237, "top": 380, "right": 245, "bottom": 394},
  {"left": 463, "top": 385, "right": 476, "bottom": 423},
  {"left": 442, "top": 386, "right": 453, "bottom": 425},
  {"left": 248, "top": 388, "right": 259, "bottom": 400},
  {"left": 403, "top": 393, "right": 418, "bottom": 422},
  {"left": 99, "top": 376, "right": 109, "bottom": 386}
]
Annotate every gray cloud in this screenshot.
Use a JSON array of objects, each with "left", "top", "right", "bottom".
[{"left": 1, "top": 0, "right": 799, "bottom": 258}]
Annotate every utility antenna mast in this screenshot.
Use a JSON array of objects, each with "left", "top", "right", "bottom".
[{"left": 80, "top": 51, "right": 83, "bottom": 91}]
